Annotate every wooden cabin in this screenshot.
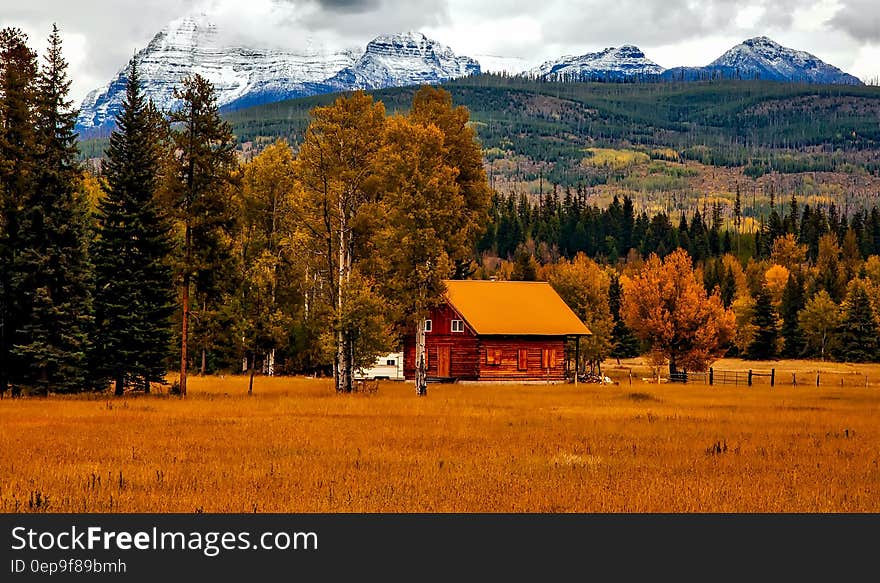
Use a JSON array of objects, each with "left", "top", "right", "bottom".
[{"left": 403, "top": 280, "right": 592, "bottom": 383}]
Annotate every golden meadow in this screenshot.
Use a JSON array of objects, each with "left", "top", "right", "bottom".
[{"left": 2, "top": 359, "right": 878, "bottom": 513}]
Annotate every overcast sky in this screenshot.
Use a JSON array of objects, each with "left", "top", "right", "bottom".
[{"left": 3, "top": 0, "right": 879, "bottom": 103}]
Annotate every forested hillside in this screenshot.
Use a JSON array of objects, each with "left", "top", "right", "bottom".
[{"left": 221, "top": 75, "right": 880, "bottom": 182}]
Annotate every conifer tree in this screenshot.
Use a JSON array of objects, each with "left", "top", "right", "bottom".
[
  {"left": 745, "top": 283, "right": 778, "bottom": 360},
  {"left": 0, "top": 28, "right": 38, "bottom": 397},
  {"left": 779, "top": 272, "right": 805, "bottom": 358},
  {"left": 511, "top": 245, "right": 538, "bottom": 281},
  {"left": 167, "top": 74, "right": 237, "bottom": 397},
  {"left": 836, "top": 280, "right": 879, "bottom": 362},
  {"left": 12, "top": 25, "right": 93, "bottom": 394},
  {"left": 93, "top": 59, "right": 174, "bottom": 396},
  {"left": 608, "top": 272, "right": 639, "bottom": 358}
]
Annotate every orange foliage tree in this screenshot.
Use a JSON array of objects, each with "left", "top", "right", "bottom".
[{"left": 621, "top": 248, "right": 736, "bottom": 374}]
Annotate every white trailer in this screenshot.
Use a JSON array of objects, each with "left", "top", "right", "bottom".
[{"left": 354, "top": 352, "right": 404, "bottom": 381}]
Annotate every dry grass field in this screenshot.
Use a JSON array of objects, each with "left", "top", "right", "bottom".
[{"left": 1, "top": 362, "right": 879, "bottom": 513}]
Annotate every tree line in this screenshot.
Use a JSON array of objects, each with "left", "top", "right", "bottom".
[
  {"left": 478, "top": 181, "right": 880, "bottom": 368},
  {"left": 0, "top": 26, "right": 490, "bottom": 397},
  {"left": 4, "top": 27, "right": 880, "bottom": 400}
]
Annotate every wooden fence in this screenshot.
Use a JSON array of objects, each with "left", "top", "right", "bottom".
[
  {"left": 668, "top": 368, "right": 873, "bottom": 388},
  {"left": 670, "top": 368, "right": 774, "bottom": 386},
  {"left": 612, "top": 364, "right": 877, "bottom": 388}
]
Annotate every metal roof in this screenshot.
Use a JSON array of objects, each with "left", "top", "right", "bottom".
[{"left": 443, "top": 280, "right": 592, "bottom": 336}]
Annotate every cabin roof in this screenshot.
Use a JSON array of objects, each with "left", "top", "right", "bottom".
[{"left": 443, "top": 280, "right": 592, "bottom": 336}]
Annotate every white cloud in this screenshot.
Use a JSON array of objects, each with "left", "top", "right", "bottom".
[{"left": 2, "top": 0, "right": 878, "bottom": 103}]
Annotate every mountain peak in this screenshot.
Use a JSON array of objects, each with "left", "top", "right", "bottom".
[
  {"left": 706, "top": 36, "right": 862, "bottom": 85},
  {"left": 531, "top": 44, "right": 664, "bottom": 80},
  {"left": 78, "top": 20, "right": 479, "bottom": 131},
  {"left": 326, "top": 32, "right": 480, "bottom": 91},
  {"left": 742, "top": 36, "right": 780, "bottom": 47}
]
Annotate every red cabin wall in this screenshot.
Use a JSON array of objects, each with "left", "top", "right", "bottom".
[
  {"left": 476, "top": 337, "right": 567, "bottom": 381},
  {"left": 404, "top": 303, "right": 569, "bottom": 382},
  {"left": 404, "top": 304, "right": 479, "bottom": 381}
]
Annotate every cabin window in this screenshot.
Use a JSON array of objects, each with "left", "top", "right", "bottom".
[
  {"left": 424, "top": 319, "right": 432, "bottom": 333},
  {"left": 517, "top": 349, "right": 528, "bottom": 371},
  {"left": 486, "top": 348, "right": 502, "bottom": 366},
  {"left": 542, "top": 349, "right": 555, "bottom": 369},
  {"left": 451, "top": 320, "right": 464, "bottom": 333},
  {"left": 386, "top": 359, "right": 396, "bottom": 366}
]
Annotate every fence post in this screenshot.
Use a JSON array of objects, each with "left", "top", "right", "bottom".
[
  {"left": 748, "top": 369, "right": 753, "bottom": 387},
  {"left": 770, "top": 368, "right": 775, "bottom": 388},
  {"left": 816, "top": 372, "right": 820, "bottom": 387},
  {"left": 792, "top": 372, "right": 796, "bottom": 387},
  {"left": 709, "top": 368, "right": 714, "bottom": 386}
]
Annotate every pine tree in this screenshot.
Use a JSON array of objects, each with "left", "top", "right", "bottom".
[
  {"left": 836, "top": 280, "right": 879, "bottom": 362},
  {"left": 733, "top": 184, "right": 742, "bottom": 229},
  {"left": 12, "top": 25, "right": 93, "bottom": 394},
  {"left": 93, "top": 59, "right": 174, "bottom": 396},
  {"left": 745, "top": 283, "right": 778, "bottom": 360},
  {"left": 511, "top": 245, "right": 538, "bottom": 281},
  {"left": 167, "top": 74, "right": 237, "bottom": 397},
  {"left": 0, "top": 28, "right": 38, "bottom": 397},
  {"left": 779, "top": 272, "right": 805, "bottom": 358},
  {"left": 608, "top": 272, "right": 639, "bottom": 358},
  {"left": 720, "top": 264, "right": 737, "bottom": 308},
  {"left": 785, "top": 192, "right": 798, "bottom": 234}
]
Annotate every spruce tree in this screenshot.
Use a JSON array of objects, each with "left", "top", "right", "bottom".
[
  {"left": 511, "top": 245, "right": 538, "bottom": 281},
  {"left": 836, "top": 280, "right": 879, "bottom": 362},
  {"left": 12, "top": 25, "right": 93, "bottom": 394},
  {"left": 608, "top": 272, "right": 639, "bottom": 358},
  {"left": 779, "top": 272, "right": 805, "bottom": 358},
  {"left": 167, "top": 74, "right": 237, "bottom": 397},
  {"left": 720, "top": 265, "right": 737, "bottom": 308},
  {"left": 93, "top": 59, "right": 174, "bottom": 396},
  {"left": 745, "top": 283, "right": 778, "bottom": 360},
  {"left": 0, "top": 28, "right": 38, "bottom": 397}
]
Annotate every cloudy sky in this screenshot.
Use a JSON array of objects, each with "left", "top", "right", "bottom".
[{"left": 3, "top": 0, "right": 879, "bottom": 102}]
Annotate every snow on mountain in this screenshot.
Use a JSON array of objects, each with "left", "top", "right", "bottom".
[
  {"left": 324, "top": 32, "right": 480, "bottom": 91},
  {"left": 661, "top": 37, "right": 862, "bottom": 85},
  {"left": 78, "top": 19, "right": 480, "bottom": 131},
  {"left": 529, "top": 45, "right": 665, "bottom": 80},
  {"left": 78, "top": 18, "right": 865, "bottom": 133}
]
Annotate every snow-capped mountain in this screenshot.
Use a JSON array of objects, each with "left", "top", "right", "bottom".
[
  {"left": 77, "top": 19, "right": 479, "bottom": 131},
  {"left": 78, "top": 18, "right": 865, "bottom": 132},
  {"left": 325, "top": 32, "right": 480, "bottom": 91},
  {"left": 529, "top": 45, "right": 665, "bottom": 80},
  {"left": 661, "top": 37, "right": 862, "bottom": 85}
]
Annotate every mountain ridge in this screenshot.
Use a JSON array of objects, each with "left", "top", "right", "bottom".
[{"left": 77, "top": 16, "right": 864, "bottom": 132}]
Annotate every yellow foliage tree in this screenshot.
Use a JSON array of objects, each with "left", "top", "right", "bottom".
[
  {"left": 621, "top": 248, "right": 736, "bottom": 374},
  {"left": 545, "top": 253, "right": 614, "bottom": 372},
  {"left": 764, "top": 264, "right": 790, "bottom": 306},
  {"left": 364, "top": 115, "right": 467, "bottom": 395},
  {"left": 294, "top": 92, "right": 387, "bottom": 393},
  {"left": 770, "top": 233, "right": 807, "bottom": 271}
]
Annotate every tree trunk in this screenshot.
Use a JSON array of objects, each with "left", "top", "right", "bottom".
[
  {"left": 248, "top": 353, "right": 256, "bottom": 396},
  {"left": 335, "top": 209, "right": 353, "bottom": 393},
  {"left": 200, "top": 348, "right": 206, "bottom": 376},
  {"left": 180, "top": 223, "right": 191, "bottom": 398},
  {"left": 267, "top": 349, "right": 275, "bottom": 377},
  {"left": 143, "top": 377, "right": 150, "bottom": 395},
  {"left": 415, "top": 318, "right": 427, "bottom": 396},
  {"left": 114, "top": 374, "right": 124, "bottom": 397},
  {"left": 668, "top": 355, "right": 677, "bottom": 377}
]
